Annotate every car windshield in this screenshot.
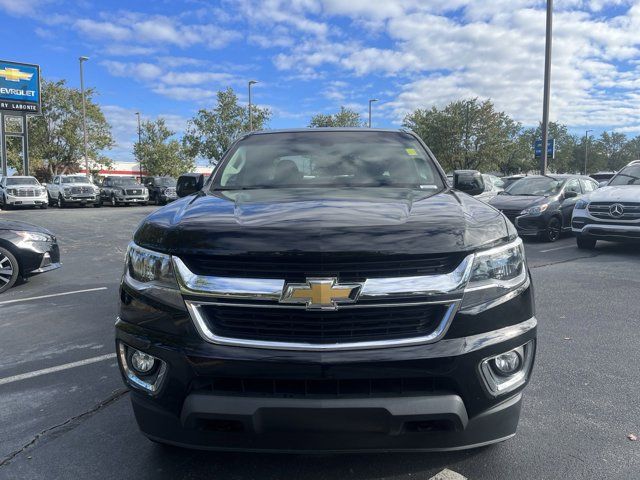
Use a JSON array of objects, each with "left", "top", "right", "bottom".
[
  {"left": 211, "top": 131, "right": 445, "bottom": 191},
  {"left": 504, "top": 177, "right": 563, "bottom": 196},
  {"left": 6, "top": 177, "right": 39, "bottom": 186},
  {"left": 609, "top": 165, "right": 640, "bottom": 186},
  {"left": 111, "top": 177, "right": 138, "bottom": 186},
  {"left": 158, "top": 178, "right": 176, "bottom": 187},
  {"left": 62, "top": 176, "right": 90, "bottom": 184}
]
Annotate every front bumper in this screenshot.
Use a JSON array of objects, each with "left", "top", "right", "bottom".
[
  {"left": 116, "top": 194, "right": 149, "bottom": 203},
  {"left": 5, "top": 193, "right": 47, "bottom": 206},
  {"left": 572, "top": 211, "right": 640, "bottom": 242},
  {"left": 62, "top": 194, "right": 99, "bottom": 203},
  {"left": 512, "top": 215, "right": 547, "bottom": 236},
  {"left": 116, "top": 302, "right": 536, "bottom": 451}
]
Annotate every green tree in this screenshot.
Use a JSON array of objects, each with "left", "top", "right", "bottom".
[
  {"left": 183, "top": 87, "right": 270, "bottom": 165},
  {"left": 309, "top": 106, "right": 364, "bottom": 127},
  {"left": 134, "top": 118, "right": 194, "bottom": 178},
  {"left": 598, "top": 131, "right": 631, "bottom": 171},
  {"left": 27, "top": 79, "right": 113, "bottom": 178},
  {"left": 403, "top": 99, "right": 524, "bottom": 172},
  {"left": 519, "top": 122, "right": 577, "bottom": 173}
]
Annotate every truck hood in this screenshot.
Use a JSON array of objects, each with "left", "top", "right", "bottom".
[
  {"left": 585, "top": 185, "right": 640, "bottom": 202},
  {"left": 134, "top": 188, "right": 511, "bottom": 257}
]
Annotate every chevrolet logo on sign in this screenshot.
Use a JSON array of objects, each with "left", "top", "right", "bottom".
[
  {"left": 280, "top": 278, "right": 363, "bottom": 310},
  {"left": 0, "top": 67, "right": 33, "bottom": 82}
]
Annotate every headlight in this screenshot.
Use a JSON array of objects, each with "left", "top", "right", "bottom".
[
  {"left": 520, "top": 204, "right": 548, "bottom": 216},
  {"left": 126, "top": 243, "right": 177, "bottom": 289},
  {"left": 575, "top": 199, "right": 588, "bottom": 210},
  {"left": 461, "top": 238, "right": 527, "bottom": 310},
  {"left": 63, "top": 187, "right": 71, "bottom": 193},
  {"left": 93, "top": 186, "right": 100, "bottom": 193},
  {"left": 7, "top": 188, "right": 16, "bottom": 195},
  {"left": 14, "top": 231, "right": 52, "bottom": 242}
]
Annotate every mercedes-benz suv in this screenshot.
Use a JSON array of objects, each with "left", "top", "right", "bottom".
[
  {"left": 572, "top": 159, "right": 640, "bottom": 248},
  {"left": 116, "top": 129, "right": 536, "bottom": 452}
]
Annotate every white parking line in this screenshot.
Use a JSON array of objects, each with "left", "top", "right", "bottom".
[
  {"left": 0, "top": 287, "right": 108, "bottom": 306},
  {"left": 0, "top": 353, "right": 117, "bottom": 386},
  {"left": 539, "top": 245, "right": 576, "bottom": 253}
]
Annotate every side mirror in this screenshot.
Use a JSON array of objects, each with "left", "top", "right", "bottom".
[
  {"left": 564, "top": 190, "right": 579, "bottom": 199},
  {"left": 453, "top": 170, "right": 485, "bottom": 196},
  {"left": 177, "top": 174, "right": 204, "bottom": 198},
  {"left": 598, "top": 181, "right": 608, "bottom": 188}
]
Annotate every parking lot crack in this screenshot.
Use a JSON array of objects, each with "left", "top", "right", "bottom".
[
  {"left": 530, "top": 252, "right": 600, "bottom": 269},
  {"left": 0, "top": 388, "right": 128, "bottom": 468}
]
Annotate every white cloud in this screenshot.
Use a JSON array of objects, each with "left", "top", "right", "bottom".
[{"left": 101, "top": 61, "right": 163, "bottom": 81}]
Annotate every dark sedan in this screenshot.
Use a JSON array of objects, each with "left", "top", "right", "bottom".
[
  {"left": 0, "top": 219, "right": 61, "bottom": 293},
  {"left": 489, "top": 174, "right": 599, "bottom": 242}
]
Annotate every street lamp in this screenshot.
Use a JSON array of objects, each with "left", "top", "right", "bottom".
[
  {"left": 584, "top": 129, "right": 593, "bottom": 175},
  {"left": 135, "top": 112, "right": 142, "bottom": 181},
  {"left": 368, "top": 99, "right": 378, "bottom": 128},
  {"left": 79, "top": 56, "right": 89, "bottom": 178},
  {"left": 540, "top": 0, "right": 553, "bottom": 174},
  {"left": 248, "top": 80, "right": 258, "bottom": 131}
]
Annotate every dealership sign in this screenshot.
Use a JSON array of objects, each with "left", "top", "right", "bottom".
[{"left": 0, "top": 60, "right": 41, "bottom": 114}]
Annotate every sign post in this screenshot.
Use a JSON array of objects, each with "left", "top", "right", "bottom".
[
  {"left": 534, "top": 139, "right": 555, "bottom": 160},
  {"left": 0, "top": 60, "right": 41, "bottom": 176}
]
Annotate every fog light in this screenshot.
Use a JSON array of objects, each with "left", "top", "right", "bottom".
[
  {"left": 131, "top": 350, "right": 155, "bottom": 373},
  {"left": 494, "top": 350, "right": 522, "bottom": 375}
]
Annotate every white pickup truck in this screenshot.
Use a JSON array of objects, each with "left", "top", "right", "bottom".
[
  {"left": 46, "top": 174, "right": 101, "bottom": 208},
  {"left": 0, "top": 175, "right": 48, "bottom": 209}
]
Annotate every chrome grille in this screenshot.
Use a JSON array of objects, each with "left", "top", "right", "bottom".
[
  {"left": 70, "top": 186, "right": 93, "bottom": 194},
  {"left": 15, "top": 188, "right": 38, "bottom": 197},
  {"left": 126, "top": 188, "right": 143, "bottom": 195},
  {"left": 165, "top": 187, "right": 176, "bottom": 197},
  {"left": 588, "top": 202, "right": 640, "bottom": 220}
]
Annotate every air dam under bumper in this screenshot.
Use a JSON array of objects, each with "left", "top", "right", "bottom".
[{"left": 131, "top": 389, "right": 522, "bottom": 452}]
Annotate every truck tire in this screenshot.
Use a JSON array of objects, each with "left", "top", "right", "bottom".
[
  {"left": 58, "top": 194, "right": 66, "bottom": 208},
  {"left": 111, "top": 194, "right": 119, "bottom": 207}
]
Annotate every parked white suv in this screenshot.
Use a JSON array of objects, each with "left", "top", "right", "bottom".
[
  {"left": 46, "top": 174, "right": 101, "bottom": 208},
  {"left": 572, "top": 160, "right": 640, "bottom": 249},
  {"left": 0, "top": 175, "right": 48, "bottom": 209}
]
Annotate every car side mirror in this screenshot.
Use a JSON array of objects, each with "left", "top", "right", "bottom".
[
  {"left": 598, "top": 181, "right": 608, "bottom": 188},
  {"left": 564, "top": 190, "right": 579, "bottom": 199},
  {"left": 177, "top": 174, "right": 204, "bottom": 198},
  {"left": 453, "top": 170, "right": 485, "bottom": 196}
]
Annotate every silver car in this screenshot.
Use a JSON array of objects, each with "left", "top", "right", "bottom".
[{"left": 46, "top": 174, "right": 102, "bottom": 208}]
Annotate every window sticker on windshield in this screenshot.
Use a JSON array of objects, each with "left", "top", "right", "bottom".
[
  {"left": 406, "top": 148, "right": 418, "bottom": 156},
  {"left": 420, "top": 185, "right": 438, "bottom": 189}
]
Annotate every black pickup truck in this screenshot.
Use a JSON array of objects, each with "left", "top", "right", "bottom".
[{"left": 116, "top": 129, "right": 536, "bottom": 452}]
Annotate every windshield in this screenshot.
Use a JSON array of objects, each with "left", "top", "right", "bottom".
[
  {"left": 505, "top": 177, "right": 563, "bottom": 196},
  {"left": 211, "top": 131, "right": 445, "bottom": 191},
  {"left": 6, "top": 177, "right": 39, "bottom": 186},
  {"left": 62, "top": 176, "right": 90, "bottom": 184},
  {"left": 158, "top": 178, "right": 176, "bottom": 187},
  {"left": 609, "top": 165, "right": 640, "bottom": 186},
  {"left": 111, "top": 177, "right": 138, "bottom": 186}
]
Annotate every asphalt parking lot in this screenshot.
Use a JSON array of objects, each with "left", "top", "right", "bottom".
[{"left": 0, "top": 205, "right": 639, "bottom": 480}]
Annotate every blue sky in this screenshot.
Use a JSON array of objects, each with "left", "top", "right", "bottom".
[{"left": 1, "top": 0, "right": 640, "bottom": 161}]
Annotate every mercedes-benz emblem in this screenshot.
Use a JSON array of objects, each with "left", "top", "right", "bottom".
[{"left": 609, "top": 203, "right": 624, "bottom": 218}]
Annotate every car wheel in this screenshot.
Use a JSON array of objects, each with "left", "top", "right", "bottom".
[
  {"left": 58, "top": 194, "right": 66, "bottom": 208},
  {"left": 140, "top": 202, "right": 147, "bottom": 206},
  {"left": 48, "top": 192, "right": 55, "bottom": 206},
  {"left": 576, "top": 235, "right": 597, "bottom": 250},
  {"left": 111, "top": 194, "right": 118, "bottom": 207},
  {"left": 40, "top": 203, "right": 48, "bottom": 209},
  {"left": 1, "top": 194, "right": 11, "bottom": 210},
  {"left": 0, "top": 247, "right": 19, "bottom": 294},
  {"left": 94, "top": 200, "right": 102, "bottom": 208},
  {"left": 541, "top": 216, "right": 562, "bottom": 242}
]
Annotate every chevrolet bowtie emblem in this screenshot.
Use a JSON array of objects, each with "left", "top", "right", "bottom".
[
  {"left": 280, "top": 278, "right": 363, "bottom": 310},
  {"left": 0, "top": 67, "right": 33, "bottom": 83}
]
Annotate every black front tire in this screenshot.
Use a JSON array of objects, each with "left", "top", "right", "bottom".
[
  {"left": 576, "top": 235, "right": 597, "bottom": 250},
  {"left": 540, "top": 216, "right": 562, "bottom": 242},
  {"left": 40, "top": 203, "right": 48, "bottom": 209},
  {"left": 94, "top": 200, "right": 102, "bottom": 208},
  {"left": 58, "top": 194, "right": 66, "bottom": 208},
  {"left": 110, "top": 194, "right": 119, "bottom": 207},
  {"left": 0, "top": 247, "right": 20, "bottom": 294}
]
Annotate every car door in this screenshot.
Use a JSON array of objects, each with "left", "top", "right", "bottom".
[{"left": 561, "top": 178, "right": 582, "bottom": 226}]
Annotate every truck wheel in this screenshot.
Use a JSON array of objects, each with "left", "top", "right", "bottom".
[
  {"left": 40, "top": 203, "right": 48, "bottom": 209},
  {"left": 540, "top": 216, "right": 561, "bottom": 242},
  {"left": 0, "top": 247, "right": 19, "bottom": 294},
  {"left": 111, "top": 194, "right": 119, "bottom": 207},
  {"left": 576, "top": 235, "right": 597, "bottom": 250},
  {"left": 58, "top": 194, "right": 66, "bottom": 208},
  {"left": 94, "top": 200, "right": 102, "bottom": 208},
  {"left": 48, "top": 192, "right": 55, "bottom": 206}
]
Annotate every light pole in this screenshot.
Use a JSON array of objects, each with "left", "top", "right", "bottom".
[
  {"left": 248, "top": 80, "right": 257, "bottom": 131},
  {"left": 584, "top": 129, "right": 593, "bottom": 175},
  {"left": 79, "top": 56, "right": 89, "bottom": 178},
  {"left": 368, "top": 99, "right": 378, "bottom": 128},
  {"left": 135, "top": 112, "right": 142, "bottom": 180},
  {"left": 540, "top": 0, "right": 553, "bottom": 174}
]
